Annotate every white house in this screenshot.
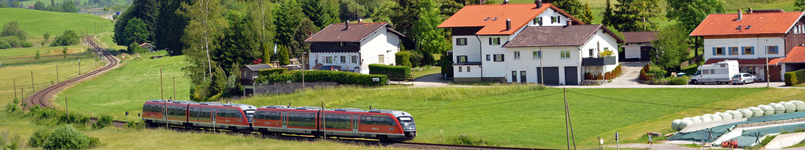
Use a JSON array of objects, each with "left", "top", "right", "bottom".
[
  {"left": 304, "top": 22, "right": 406, "bottom": 74},
  {"left": 438, "top": 2, "right": 623, "bottom": 85},
  {"left": 622, "top": 31, "right": 658, "bottom": 61},
  {"left": 690, "top": 9, "right": 805, "bottom": 81}
]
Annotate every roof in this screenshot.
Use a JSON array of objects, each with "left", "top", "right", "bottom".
[
  {"left": 304, "top": 22, "right": 406, "bottom": 43},
  {"left": 437, "top": 3, "right": 584, "bottom": 35},
  {"left": 242, "top": 64, "right": 273, "bottom": 71},
  {"left": 139, "top": 43, "right": 155, "bottom": 47},
  {"left": 690, "top": 11, "right": 804, "bottom": 36},
  {"left": 622, "top": 32, "right": 659, "bottom": 43},
  {"left": 503, "top": 25, "right": 624, "bottom": 47},
  {"left": 780, "top": 46, "right": 805, "bottom": 63},
  {"left": 704, "top": 58, "right": 780, "bottom": 66}
]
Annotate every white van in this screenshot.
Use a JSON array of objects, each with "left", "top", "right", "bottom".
[{"left": 690, "top": 60, "right": 739, "bottom": 84}]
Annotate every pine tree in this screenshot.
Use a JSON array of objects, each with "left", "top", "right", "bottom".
[
  {"left": 273, "top": 0, "right": 303, "bottom": 49},
  {"left": 579, "top": 1, "right": 593, "bottom": 24},
  {"left": 602, "top": 0, "right": 613, "bottom": 27},
  {"left": 797, "top": 0, "right": 805, "bottom": 11}
]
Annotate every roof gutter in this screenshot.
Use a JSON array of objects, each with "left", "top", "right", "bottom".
[{"left": 475, "top": 35, "right": 484, "bottom": 81}]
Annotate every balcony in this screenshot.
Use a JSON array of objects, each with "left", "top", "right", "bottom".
[{"left": 582, "top": 57, "right": 616, "bottom": 66}]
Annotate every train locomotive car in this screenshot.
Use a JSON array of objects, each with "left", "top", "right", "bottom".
[
  {"left": 141, "top": 100, "right": 256, "bottom": 132},
  {"left": 252, "top": 106, "right": 417, "bottom": 142}
]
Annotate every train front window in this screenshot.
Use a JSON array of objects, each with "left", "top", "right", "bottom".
[
  {"left": 243, "top": 109, "right": 255, "bottom": 122},
  {"left": 398, "top": 116, "right": 415, "bottom": 130}
]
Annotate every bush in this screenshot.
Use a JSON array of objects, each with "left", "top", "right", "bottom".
[
  {"left": 639, "top": 64, "right": 652, "bottom": 81},
  {"left": 409, "top": 51, "right": 423, "bottom": 67},
  {"left": 43, "top": 125, "right": 95, "bottom": 149},
  {"left": 126, "top": 120, "right": 145, "bottom": 130},
  {"left": 28, "top": 128, "right": 51, "bottom": 148},
  {"left": 50, "top": 30, "right": 80, "bottom": 46},
  {"left": 262, "top": 70, "right": 388, "bottom": 86},
  {"left": 92, "top": 115, "right": 113, "bottom": 129},
  {"left": 0, "top": 40, "right": 10, "bottom": 49},
  {"left": 439, "top": 55, "right": 453, "bottom": 78},
  {"left": 28, "top": 106, "right": 90, "bottom": 125},
  {"left": 784, "top": 69, "right": 805, "bottom": 86},
  {"left": 648, "top": 67, "right": 667, "bottom": 78},
  {"left": 369, "top": 64, "right": 411, "bottom": 78},
  {"left": 667, "top": 76, "right": 690, "bottom": 85},
  {"left": 422, "top": 51, "right": 436, "bottom": 66},
  {"left": 395, "top": 51, "right": 412, "bottom": 67},
  {"left": 20, "top": 41, "right": 33, "bottom": 47},
  {"left": 258, "top": 68, "right": 287, "bottom": 77}
]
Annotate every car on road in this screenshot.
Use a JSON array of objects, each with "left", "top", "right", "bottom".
[
  {"left": 319, "top": 65, "right": 341, "bottom": 71},
  {"left": 731, "top": 73, "right": 756, "bottom": 85}
]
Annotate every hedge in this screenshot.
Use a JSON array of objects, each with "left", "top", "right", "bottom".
[
  {"left": 264, "top": 70, "right": 388, "bottom": 86},
  {"left": 258, "top": 68, "right": 287, "bottom": 77},
  {"left": 784, "top": 69, "right": 805, "bottom": 86},
  {"left": 369, "top": 64, "right": 411, "bottom": 77},
  {"left": 395, "top": 51, "right": 412, "bottom": 67}
]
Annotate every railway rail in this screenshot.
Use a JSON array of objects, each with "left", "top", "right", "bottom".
[
  {"left": 19, "top": 37, "right": 551, "bottom": 150},
  {"left": 23, "top": 36, "right": 120, "bottom": 109}
]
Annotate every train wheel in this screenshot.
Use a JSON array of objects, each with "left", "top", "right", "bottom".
[{"left": 378, "top": 135, "right": 390, "bottom": 142}]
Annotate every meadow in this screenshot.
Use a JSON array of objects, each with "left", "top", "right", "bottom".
[{"left": 0, "top": 8, "right": 114, "bottom": 36}]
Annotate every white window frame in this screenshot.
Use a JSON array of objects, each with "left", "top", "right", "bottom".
[
  {"left": 378, "top": 54, "right": 385, "bottom": 64},
  {"left": 456, "top": 38, "right": 467, "bottom": 46},
  {"left": 514, "top": 51, "right": 520, "bottom": 59},
  {"left": 351, "top": 55, "right": 358, "bottom": 63},
  {"left": 560, "top": 51, "right": 570, "bottom": 59}
]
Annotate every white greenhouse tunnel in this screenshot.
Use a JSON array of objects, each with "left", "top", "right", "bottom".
[{"left": 672, "top": 100, "right": 805, "bottom": 131}]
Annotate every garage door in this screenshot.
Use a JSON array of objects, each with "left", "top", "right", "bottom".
[
  {"left": 536, "top": 67, "right": 559, "bottom": 85},
  {"left": 565, "top": 66, "right": 578, "bottom": 85},
  {"left": 640, "top": 46, "right": 653, "bottom": 61}
]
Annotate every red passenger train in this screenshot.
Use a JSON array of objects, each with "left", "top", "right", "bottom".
[{"left": 141, "top": 100, "right": 417, "bottom": 142}]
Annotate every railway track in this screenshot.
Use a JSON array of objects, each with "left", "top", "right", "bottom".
[{"left": 23, "top": 36, "right": 120, "bottom": 110}]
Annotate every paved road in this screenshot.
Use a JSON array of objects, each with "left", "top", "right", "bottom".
[{"left": 765, "top": 132, "right": 805, "bottom": 149}]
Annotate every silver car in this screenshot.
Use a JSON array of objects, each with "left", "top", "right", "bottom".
[{"left": 731, "top": 73, "right": 756, "bottom": 85}]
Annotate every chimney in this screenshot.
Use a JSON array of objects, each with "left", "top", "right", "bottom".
[
  {"left": 506, "top": 19, "right": 511, "bottom": 30},
  {"left": 536, "top": 0, "right": 542, "bottom": 8},
  {"left": 737, "top": 9, "right": 742, "bottom": 21},
  {"left": 358, "top": 18, "right": 363, "bottom": 23},
  {"left": 344, "top": 20, "right": 349, "bottom": 30},
  {"left": 503, "top": 0, "right": 509, "bottom": 4},
  {"left": 748, "top": 8, "right": 753, "bottom": 14},
  {"left": 566, "top": 20, "right": 572, "bottom": 26}
]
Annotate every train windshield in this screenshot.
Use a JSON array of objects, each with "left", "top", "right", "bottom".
[
  {"left": 244, "top": 109, "right": 256, "bottom": 122},
  {"left": 398, "top": 116, "right": 415, "bottom": 131}
]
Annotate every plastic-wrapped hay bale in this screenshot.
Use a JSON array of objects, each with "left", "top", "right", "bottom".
[
  {"left": 749, "top": 107, "right": 765, "bottom": 117},
  {"left": 770, "top": 103, "right": 786, "bottom": 114},
  {"left": 678, "top": 119, "right": 693, "bottom": 130},
  {"left": 690, "top": 116, "right": 703, "bottom": 123},
  {"left": 701, "top": 114, "right": 713, "bottom": 122},
  {"left": 789, "top": 100, "right": 805, "bottom": 111},
  {"left": 711, "top": 113, "right": 723, "bottom": 121},
  {"left": 719, "top": 112, "right": 733, "bottom": 120},
  {"left": 780, "top": 102, "right": 796, "bottom": 113},
  {"left": 672, "top": 119, "right": 682, "bottom": 131},
  {"left": 759, "top": 105, "right": 775, "bottom": 116},
  {"left": 739, "top": 109, "right": 753, "bottom": 118},
  {"left": 727, "top": 110, "right": 743, "bottom": 119}
]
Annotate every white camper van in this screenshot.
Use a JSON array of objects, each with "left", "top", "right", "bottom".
[{"left": 690, "top": 60, "right": 739, "bottom": 84}]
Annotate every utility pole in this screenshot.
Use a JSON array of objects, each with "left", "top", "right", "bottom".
[
  {"left": 173, "top": 77, "right": 176, "bottom": 100},
  {"left": 13, "top": 79, "right": 17, "bottom": 100},
  {"left": 765, "top": 37, "right": 770, "bottom": 88},
  {"left": 31, "top": 71, "right": 34, "bottom": 92},
  {"left": 160, "top": 68, "right": 164, "bottom": 99},
  {"left": 78, "top": 58, "right": 81, "bottom": 75},
  {"left": 563, "top": 88, "right": 577, "bottom": 150},
  {"left": 321, "top": 101, "right": 326, "bottom": 139},
  {"left": 56, "top": 65, "right": 59, "bottom": 83},
  {"left": 66, "top": 96, "right": 69, "bottom": 123},
  {"left": 540, "top": 47, "right": 544, "bottom": 84}
]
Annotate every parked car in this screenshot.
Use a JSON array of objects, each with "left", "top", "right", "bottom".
[
  {"left": 319, "top": 66, "right": 341, "bottom": 71},
  {"left": 731, "top": 73, "right": 756, "bottom": 85},
  {"left": 676, "top": 72, "right": 686, "bottom": 77}
]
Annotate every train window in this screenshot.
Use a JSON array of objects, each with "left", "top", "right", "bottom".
[
  {"left": 322, "top": 114, "right": 351, "bottom": 129},
  {"left": 189, "top": 107, "right": 199, "bottom": 120},
  {"left": 360, "top": 116, "right": 374, "bottom": 125},
  {"left": 231, "top": 109, "right": 241, "bottom": 118},
  {"left": 270, "top": 112, "right": 280, "bottom": 120},
  {"left": 288, "top": 113, "right": 315, "bottom": 127},
  {"left": 217, "top": 109, "right": 227, "bottom": 118},
  {"left": 201, "top": 108, "right": 211, "bottom": 121}
]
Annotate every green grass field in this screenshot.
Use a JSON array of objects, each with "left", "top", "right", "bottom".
[
  {"left": 97, "top": 32, "right": 126, "bottom": 50},
  {"left": 20, "top": 0, "right": 129, "bottom": 8},
  {"left": 53, "top": 51, "right": 190, "bottom": 121},
  {"left": 0, "top": 8, "right": 114, "bottom": 36}
]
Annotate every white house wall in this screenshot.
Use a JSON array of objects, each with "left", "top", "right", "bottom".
[
  {"left": 481, "top": 35, "right": 511, "bottom": 78},
  {"left": 452, "top": 35, "right": 482, "bottom": 63},
  {"left": 529, "top": 8, "right": 570, "bottom": 27},
  {"left": 703, "top": 37, "right": 786, "bottom": 60},
  {"left": 359, "top": 26, "right": 400, "bottom": 74},
  {"left": 580, "top": 29, "right": 620, "bottom": 72},
  {"left": 624, "top": 43, "right": 650, "bottom": 59},
  {"left": 309, "top": 52, "right": 361, "bottom": 72},
  {"left": 453, "top": 65, "right": 482, "bottom": 78},
  {"left": 504, "top": 47, "right": 580, "bottom": 84}
]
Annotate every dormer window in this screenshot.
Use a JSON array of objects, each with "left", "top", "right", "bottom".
[
  {"left": 484, "top": 17, "right": 491, "bottom": 21},
  {"left": 533, "top": 17, "right": 542, "bottom": 26},
  {"left": 551, "top": 16, "right": 560, "bottom": 24}
]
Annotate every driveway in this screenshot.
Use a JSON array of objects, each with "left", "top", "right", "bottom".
[
  {"left": 599, "top": 61, "right": 647, "bottom": 87},
  {"left": 409, "top": 74, "right": 450, "bottom": 87}
]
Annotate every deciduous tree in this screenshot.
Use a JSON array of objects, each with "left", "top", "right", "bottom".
[
  {"left": 122, "top": 18, "right": 149, "bottom": 45},
  {"left": 179, "top": 0, "right": 228, "bottom": 84},
  {"left": 651, "top": 24, "right": 689, "bottom": 71},
  {"left": 2, "top": 21, "right": 27, "bottom": 41},
  {"left": 413, "top": 0, "right": 449, "bottom": 54},
  {"left": 34, "top": 1, "right": 46, "bottom": 10},
  {"left": 666, "top": 0, "right": 725, "bottom": 33}
]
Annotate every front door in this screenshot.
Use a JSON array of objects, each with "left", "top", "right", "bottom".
[
  {"left": 511, "top": 71, "right": 518, "bottom": 83},
  {"left": 282, "top": 112, "right": 287, "bottom": 132},
  {"left": 352, "top": 115, "right": 360, "bottom": 136},
  {"left": 520, "top": 71, "right": 527, "bottom": 83}
]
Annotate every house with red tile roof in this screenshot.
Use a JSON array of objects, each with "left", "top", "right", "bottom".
[
  {"left": 304, "top": 22, "right": 406, "bottom": 74},
  {"left": 438, "top": 2, "right": 623, "bottom": 85},
  {"left": 622, "top": 32, "right": 658, "bottom": 61},
  {"left": 690, "top": 9, "right": 805, "bottom": 82}
]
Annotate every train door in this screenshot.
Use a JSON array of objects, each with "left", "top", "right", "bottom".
[
  {"left": 352, "top": 115, "right": 359, "bottom": 136},
  {"left": 162, "top": 104, "right": 167, "bottom": 123},
  {"left": 212, "top": 108, "right": 217, "bottom": 129},
  {"left": 281, "top": 112, "right": 287, "bottom": 132}
]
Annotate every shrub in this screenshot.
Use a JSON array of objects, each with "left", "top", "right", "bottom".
[
  {"left": 44, "top": 125, "right": 94, "bottom": 149},
  {"left": 369, "top": 64, "right": 411, "bottom": 78},
  {"left": 21, "top": 41, "right": 33, "bottom": 47},
  {"left": 667, "top": 76, "right": 690, "bottom": 85},
  {"left": 0, "top": 40, "right": 10, "bottom": 49},
  {"left": 50, "top": 30, "right": 80, "bottom": 46},
  {"left": 92, "top": 115, "right": 113, "bottom": 129},
  {"left": 263, "top": 70, "right": 388, "bottom": 86},
  {"left": 784, "top": 69, "right": 805, "bottom": 86},
  {"left": 439, "top": 55, "right": 453, "bottom": 78},
  {"left": 126, "top": 120, "right": 145, "bottom": 130},
  {"left": 648, "top": 67, "right": 667, "bottom": 78},
  {"left": 258, "top": 68, "right": 287, "bottom": 77},
  {"left": 395, "top": 51, "right": 412, "bottom": 67},
  {"left": 28, "top": 128, "right": 50, "bottom": 147},
  {"left": 409, "top": 51, "right": 423, "bottom": 67}
]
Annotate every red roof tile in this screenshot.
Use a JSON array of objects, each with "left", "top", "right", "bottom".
[
  {"left": 690, "top": 11, "right": 804, "bottom": 36},
  {"left": 437, "top": 3, "right": 583, "bottom": 35},
  {"left": 704, "top": 58, "right": 780, "bottom": 65},
  {"left": 781, "top": 46, "right": 805, "bottom": 63}
]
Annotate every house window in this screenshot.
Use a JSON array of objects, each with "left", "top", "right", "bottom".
[
  {"left": 456, "top": 38, "right": 467, "bottom": 46},
  {"left": 715, "top": 47, "right": 725, "bottom": 55},
  {"left": 514, "top": 51, "right": 520, "bottom": 59},
  {"left": 378, "top": 54, "right": 384, "bottom": 64},
  {"left": 457, "top": 55, "right": 468, "bottom": 63},
  {"left": 796, "top": 26, "right": 801, "bottom": 34},
  {"left": 560, "top": 51, "right": 570, "bottom": 59},
  {"left": 488, "top": 37, "right": 500, "bottom": 45},
  {"left": 588, "top": 49, "right": 596, "bottom": 58},
  {"left": 730, "top": 47, "right": 739, "bottom": 55},
  {"left": 466, "top": 66, "right": 471, "bottom": 72},
  {"left": 458, "top": 66, "right": 462, "bottom": 72},
  {"left": 340, "top": 56, "right": 346, "bottom": 63},
  {"left": 533, "top": 17, "right": 542, "bottom": 25},
  {"left": 533, "top": 51, "right": 541, "bottom": 59},
  {"left": 743, "top": 46, "right": 754, "bottom": 55},
  {"left": 351, "top": 55, "right": 358, "bottom": 63},
  {"left": 326, "top": 56, "right": 333, "bottom": 63},
  {"left": 493, "top": 54, "right": 504, "bottom": 62},
  {"left": 551, "top": 16, "right": 560, "bottom": 24},
  {"left": 768, "top": 46, "right": 779, "bottom": 54},
  {"left": 486, "top": 54, "right": 491, "bottom": 61}
]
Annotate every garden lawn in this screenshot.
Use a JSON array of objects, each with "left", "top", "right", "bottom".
[
  {"left": 234, "top": 86, "right": 772, "bottom": 149},
  {"left": 412, "top": 66, "right": 441, "bottom": 79},
  {"left": 0, "top": 8, "right": 113, "bottom": 36},
  {"left": 54, "top": 53, "right": 190, "bottom": 121}
]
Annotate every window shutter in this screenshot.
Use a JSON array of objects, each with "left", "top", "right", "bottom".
[
  {"left": 488, "top": 38, "right": 492, "bottom": 45},
  {"left": 751, "top": 46, "right": 755, "bottom": 54},
  {"left": 501, "top": 54, "right": 505, "bottom": 62},
  {"left": 712, "top": 47, "right": 716, "bottom": 55}
]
